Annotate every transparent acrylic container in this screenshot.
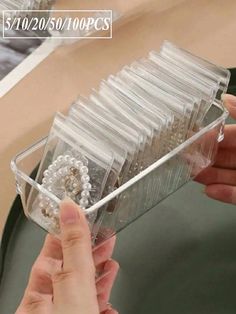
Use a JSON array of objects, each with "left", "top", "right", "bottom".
[{"left": 11, "top": 101, "right": 228, "bottom": 245}]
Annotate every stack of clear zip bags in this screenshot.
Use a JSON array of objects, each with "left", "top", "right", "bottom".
[{"left": 11, "top": 41, "right": 230, "bottom": 244}]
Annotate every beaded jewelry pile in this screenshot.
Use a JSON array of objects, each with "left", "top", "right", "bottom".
[{"left": 40, "top": 154, "right": 90, "bottom": 207}]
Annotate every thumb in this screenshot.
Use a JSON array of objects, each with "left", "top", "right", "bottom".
[
  {"left": 59, "top": 198, "right": 95, "bottom": 276},
  {"left": 52, "top": 201, "right": 98, "bottom": 313},
  {"left": 222, "top": 94, "right": 236, "bottom": 119}
]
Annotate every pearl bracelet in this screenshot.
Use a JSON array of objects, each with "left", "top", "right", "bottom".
[{"left": 38, "top": 154, "right": 91, "bottom": 219}]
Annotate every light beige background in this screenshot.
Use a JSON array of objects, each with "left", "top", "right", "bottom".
[{"left": 1, "top": 0, "right": 236, "bottom": 235}]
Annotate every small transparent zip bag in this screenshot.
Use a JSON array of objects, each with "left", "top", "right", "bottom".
[
  {"left": 148, "top": 51, "right": 220, "bottom": 122},
  {"left": 67, "top": 106, "right": 127, "bottom": 187},
  {"left": 11, "top": 41, "right": 230, "bottom": 245},
  {"left": 97, "top": 82, "right": 154, "bottom": 167},
  {"left": 27, "top": 112, "right": 115, "bottom": 233},
  {"left": 160, "top": 40, "right": 230, "bottom": 98},
  {"left": 73, "top": 96, "right": 144, "bottom": 181}
]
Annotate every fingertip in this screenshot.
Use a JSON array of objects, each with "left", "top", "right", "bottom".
[
  {"left": 60, "top": 197, "right": 80, "bottom": 212},
  {"left": 96, "top": 259, "right": 119, "bottom": 304},
  {"left": 59, "top": 198, "right": 82, "bottom": 226},
  {"left": 205, "top": 184, "right": 220, "bottom": 199},
  {"left": 221, "top": 93, "right": 236, "bottom": 103},
  {"left": 94, "top": 235, "right": 116, "bottom": 251},
  {"left": 93, "top": 237, "right": 117, "bottom": 267},
  {"left": 96, "top": 259, "right": 119, "bottom": 284},
  {"left": 221, "top": 94, "right": 236, "bottom": 119},
  {"left": 205, "top": 184, "right": 235, "bottom": 204},
  {"left": 104, "top": 259, "right": 120, "bottom": 273}
]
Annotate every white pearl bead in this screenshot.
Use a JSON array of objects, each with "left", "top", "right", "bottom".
[
  {"left": 83, "top": 183, "right": 92, "bottom": 191},
  {"left": 57, "top": 155, "right": 64, "bottom": 163},
  {"left": 43, "top": 170, "right": 49, "bottom": 177},
  {"left": 80, "top": 166, "right": 88, "bottom": 175},
  {"left": 58, "top": 168, "right": 64, "bottom": 176},
  {"left": 48, "top": 165, "right": 54, "bottom": 171},
  {"left": 75, "top": 161, "right": 83, "bottom": 168},
  {"left": 64, "top": 155, "right": 70, "bottom": 162},
  {"left": 81, "top": 190, "right": 90, "bottom": 198},
  {"left": 52, "top": 163, "right": 57, "bottom": 173},
  {"left": 81, "top": 175, "right": 90, "bottom": 183},
  {"left": 42, "top": 178, "right": 47, "bottom": 185},
  {"left": 70, "top": 157, "right": 76, "bottom": 165}
]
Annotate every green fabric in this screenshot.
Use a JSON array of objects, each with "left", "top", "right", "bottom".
[{"left": 228, "top": 68, "right": 236, "bottom": 95}]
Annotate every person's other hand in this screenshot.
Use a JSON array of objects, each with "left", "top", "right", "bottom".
[
  {"left": 195, "top": 94, "right": 236, "bottom": 205},
  {"left": 16, "top": 199, "right": 119, "bottom": 314}
]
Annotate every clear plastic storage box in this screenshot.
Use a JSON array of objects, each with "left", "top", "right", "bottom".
[{"left": 11, "top": 100, "right": 228, "bottom": 244}]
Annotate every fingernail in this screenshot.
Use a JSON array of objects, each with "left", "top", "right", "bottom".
[
  {"left": 60, "top": 198, "right": 80, "bottom": 225},
  {"left": 104, "top": 259, "right": 120, "bottom": 271},
  {"left": 221, "top": 94, "right": 236, "bottom": 105},
  {"left": 104, "top": 259, "right": 113, "bottom": 271}
]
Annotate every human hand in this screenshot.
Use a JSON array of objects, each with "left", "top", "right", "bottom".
[
  {"left": 195, "top": 94, "right": 236, "bottom": 205},
  {"left": 16, "top": 199, "right": 119, "bottom": 314}
]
